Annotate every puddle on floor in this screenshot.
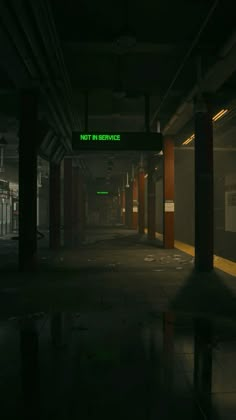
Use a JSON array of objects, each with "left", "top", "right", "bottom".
[{"left": 0, "top": 310, "right": 236, "bottom": 419}]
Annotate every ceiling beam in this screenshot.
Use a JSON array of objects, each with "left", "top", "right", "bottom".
[
  {"left": 62, "top": 41, "right": 216, "bottom": 56},
  {"left": 163, "top": 31, "right": 236, "bottom": 136}
]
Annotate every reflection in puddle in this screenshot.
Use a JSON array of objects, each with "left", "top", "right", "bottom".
[{"left": 1, "top": 311, "right": 236, "bottom": 419}]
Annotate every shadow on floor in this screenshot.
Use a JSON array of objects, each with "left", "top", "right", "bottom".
[{"left": 170, "top": 269, "right": 236, "bottom": 319}]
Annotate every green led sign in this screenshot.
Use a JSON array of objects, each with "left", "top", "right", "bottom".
[
  {"left": 73, "top": 132, "right": 162, "bottom": 151},
  {"left": 96, "top": 191, "right": 109, "bottom": 195},
  {"left": 81, "top": 134, "right": 120, "bottom": 141}
]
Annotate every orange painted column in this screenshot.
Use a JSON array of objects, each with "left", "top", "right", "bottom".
[
  {"left": 138, "top": 170, "right": 145, "bottom": 234},
  {"left": 117, "top": 189, "right": 122, "bottom": 223},
  {"left": 132, "top": 176, "right": 138, "bottom": 229},
  {"left": 121, "top": 188, "right": 126, "bottom": 224},
  {"left": 125, "top": 184, "right": 133, "bottom": 228},
  {"left": 163, "top": 136, "right": 175, "bottom": 248},
  {"left": 147, "top": 153, "right": 156, "bottom": 240}
]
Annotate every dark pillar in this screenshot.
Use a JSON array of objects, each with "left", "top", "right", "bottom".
[
  {"left": 147, "top": 154, "right": 156, "bottom": 240},
  {"left": 19, "top": 89, "right": 38, "bottom": 271},
  {"left": 163, "top": 136, "right": 175, "bottom": 248},
  {"left": 118, "top": 189, "right": 122, "bottom": 223},
  {"left": 125, "top": 184, "right": 133, "bottom": 228},
  {"left": 64, "top": 158, "right": 73, "bottom": 248},
  {"left": 194, "top": 318, "right": 212, "bottom": 417},
  {"left": 73, "top": 166, "right": 79, "bottom": 246},
  {"left": 73, "top": 166, "right": 85, "bottom": 245},
  {"left": 20, "top": 319, "right": 40, "bottom": 420},
  {"left": 49, "top": 163, "right": 61, "bottom": 249},
  {"left": 194, "top": 96, "right": 214, "bottom": 271},
  {"left": 138, "top": 169, "right": 145, "bottom": 234},
  {"left": 80, "top": 176, "right": 86, "bottom": 242}
]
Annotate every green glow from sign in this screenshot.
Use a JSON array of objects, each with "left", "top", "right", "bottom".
[
  {"left": 96, "top": 191, "right": 109, "bottom": 195},
  {"left": 80, "top": 134, "right": 120, "bottom": 141}
]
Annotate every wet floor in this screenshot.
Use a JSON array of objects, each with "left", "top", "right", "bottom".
[
  {"left": 1, "top": 310, "right": 236, "bottom": 419},
  {"left": 1, "top": 228, "right": 236, "bottom": 418}
]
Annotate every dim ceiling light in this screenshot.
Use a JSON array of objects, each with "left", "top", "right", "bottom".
[
  {"left": 182, "top": 134, "right": 195, "bottom": 145},
  {"left": 182, "top": 109, "right": 229, "bottom": 145},
  {"left": 212, "top": 108, "right": 228, "bottom": 121}
]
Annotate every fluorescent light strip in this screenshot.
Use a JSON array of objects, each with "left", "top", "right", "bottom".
[
  {"left": 212, "top": 108, "right": 228, "bottom": 121},
  {"left": 182, "top": 134, "right": 195, "bottom": 145},
  {"left": 182, "top": 109, "right": 229, "bottom": 145}
]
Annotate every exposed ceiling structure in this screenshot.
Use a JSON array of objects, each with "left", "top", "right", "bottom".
[{"left": 0, "top": 0, "right": 236, "bottom": 190}]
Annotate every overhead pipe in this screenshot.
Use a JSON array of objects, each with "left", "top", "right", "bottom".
[
  {"left": 43, "top": 0, "right": 81, "bottom": 129},
  {"left": 164, "top": 27, "right": 236, "bottom": 135},
  {"left": 0, "top": 2, "right": 72, "bottom": 150},
  {"left": 30, "top": 1, "right": 81, "bottom": 130},
  {"left": 10, "top": 2, "right": 71, "bottom": 135},
  {"left": 29, "top": 0, "right": 78, "bottom": 131},
  {"left": 150, "top": 0, "right": 219, "bottom": 127}
]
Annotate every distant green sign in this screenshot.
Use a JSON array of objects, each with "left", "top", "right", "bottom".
[
  {"left": 73, "top": 132, "right": 162, "bottom": 151},
  {"left": 80, "top": 134, "right": 120, "bottom": 141},
  {"left": 96, "top": 191, "right": 109, "bottom": 195}
]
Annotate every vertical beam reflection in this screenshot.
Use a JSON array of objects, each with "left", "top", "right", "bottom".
[
  {"left": 20, "top": 318, "right": 40, "bottom": 420},
  {"left": 162, "top": 312, "right": 175, "bottom": 392},
  {"left": 51, "top": 312, "right": 64, "bottom": 348},
  {"left": 194, "top": 318, "right": 213, "bottom": 418}
]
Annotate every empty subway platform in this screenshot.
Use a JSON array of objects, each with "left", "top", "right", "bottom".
[{"left": 1, "top": 1, "right": 236, "bottom": 419}]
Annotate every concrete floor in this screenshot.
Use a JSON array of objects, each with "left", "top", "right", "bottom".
[
  {"left": 0, "top": 227, "right": 236, "bottom": 419},
  {"left": 0, "top": 227, "right": 236, "bottom": 318}
]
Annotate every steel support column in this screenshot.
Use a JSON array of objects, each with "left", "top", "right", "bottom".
[
  {"left": 117, "top": 189, "right": 122, "bottom": 224},
  {"left": 163, "top": 136, "right": 175, "bottom": 248},
  {"left": 121, "top": 188, "right": 126, "bottom": 224},
  {"left": 77, "top": 168, "right": 86, "bottom": 244},
  {"left": 72, "top": 165, "right": 79, "bottom": 246},
  {"left": 147, "top": 154, "right": 156, "bottom": 240},
  {"left": 64, "top": 158, "right": 73, "bottom": 248},
  {"left": 18, "top": 89, "right": 38, "bottom": 271},
  {"left": 194, "top": 96, "right": 214, "bottom": 271},
  {"left": 132, "top": 176, "right": 138, "bottom": 229},
  {"left": 138, "top": 170, "right": 145, "bottom": 234},
  {"left": 73, "top": 166, "right": 86, "bottom": 246},
  {"left": 125, "top": 184, "right": 133, "bottom": 228},
  {"left": 49, "top": 162, "right": 61, "bottom": 249}
]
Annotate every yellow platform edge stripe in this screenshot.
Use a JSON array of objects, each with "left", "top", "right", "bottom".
[{"left": 143, "top": 229, "right": 236, "bottom": 277}]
